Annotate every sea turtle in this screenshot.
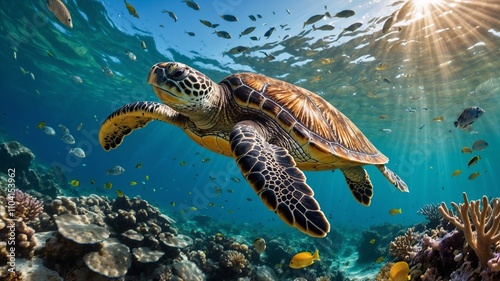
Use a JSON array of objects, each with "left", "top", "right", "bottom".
[{"left": 99, "top": 62, "right": 409, "bottom": 238}]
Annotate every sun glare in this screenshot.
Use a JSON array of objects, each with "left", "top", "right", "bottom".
[{"left": 413, "top": 0, "right": 443, "bottom": 9}]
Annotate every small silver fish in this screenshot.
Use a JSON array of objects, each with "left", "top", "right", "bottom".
[
  {"left": 43, "top": 126, "right": 56, "bottom": 136},
  {"left": 264, "top": 27, "right": 275, "bottom": 38},
  {"left": 47, "top": 0, "right": 73, "bottom": 28},
  {"left": 107, "top": 165, "right": 125, "bottom": 175},
  {"left": 69, "top": 75, "right": 83, "bottom": 84},
  {"left": 69, "top": 147, "right": 85, "bottom": 158},
  {"left": 199, "top": 19, "right": 214, "bottom": 27},
  {"left": 162, "top": 10, "right": 177, "bottom": 22},
  {"left": 220, "top": 14, "right": 238, "bottom": 22},
  {"left": 183, "top": 0, "right": 200, "bottom": 11},
  {"left": 239, "top": 26, "right": 256, "bottom": 38},
  {"left": 303, "top": 12, "right": 331, "bottom": 28},
  {"left": 334, "top": 10, "right": 355, "bottom": 18},
  {"left": 454, "top": 106, "right": 485, "bottom": 129},
  {"left": 102, "top": 66, "right": 114, "bottom": 77},
  {"left": 214, "top": 30, "right": 231, "bottom": 39},
  {"left": 126, "top": 51, "right": 137, "bottom": 61},
  {"left": 312, "top": 24, "right": 335, "bottom": 31},
  {"left": 61, "top": 133, "right": 75, "bottom": 144},
  {"left": 228, "top": 46, "right": 249, "bottom": 54},
  {"left": 58, "top": 124, "right": 70, "bottom": 134}
]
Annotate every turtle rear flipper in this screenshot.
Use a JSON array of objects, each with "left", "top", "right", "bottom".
[
  {"left": 341, "top": 167, "right": 373, "bottom": 206},
  {"left": 376, "top": 165, "right": 409, "bottom": 192},
  {"left": 230, "top": 121, "right": 330, "bottom": 238},
  {"left": 99, "top": 101, "right": 184, "bottom": 151}
]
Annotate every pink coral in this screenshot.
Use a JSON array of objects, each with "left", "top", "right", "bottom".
[{"left": 9, "top": 190, "right": 43, "bottom": 222}]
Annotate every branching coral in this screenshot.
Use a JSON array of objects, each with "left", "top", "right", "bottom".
[
  {"left": 390, "top": 227, "right": 419, "bottom": 261},
  {"left": 438, "top": 192, "right": 500, "bottom": 268},
  {"left": 1, "top": 190, "right": 44, "bottom": 222},
  {"left": 417, "top": 203, "right": 442, "bottom": 228}
]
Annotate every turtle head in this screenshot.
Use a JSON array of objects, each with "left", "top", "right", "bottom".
[{"left": 147, "top": 62, "right": 218, "bottom": 114}]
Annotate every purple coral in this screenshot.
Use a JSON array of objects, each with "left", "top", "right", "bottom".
[
  {"left": 423, "top": 230, "right": 464, "bottom": 271},
  {"left": 417, "top": 203, "right": 442, "bottom": 228},
  {"left": 6, "top": 190, "right": 44, "bottom": 222}
]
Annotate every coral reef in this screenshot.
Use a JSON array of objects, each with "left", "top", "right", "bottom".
[
  {"left": 83, "top": 238, "right": 132, "bottom": 278},
  {"left": 417, "top": 203, "right": 442, "bottom": 229},
  {"left": 389, "top": 227, "right": 419, "bottom": 261},
  {"left": 0, "top": 141, "right": 63, "bottom": 197},
  {"left": 1, "top": 190, "right": 44, "bottom": 223},
  {"left": 0, "top": 203, "right": 38, "bottom": 261},
  {"left": 0, "top": 141, "right": 35, "bottom": 172},
  {"left": 439, "top": 192, "right": 500, "bottom": 268}
]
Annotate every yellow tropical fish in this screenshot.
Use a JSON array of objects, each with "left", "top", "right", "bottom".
[
  {"left": 468, "top": 172, "right": 480, "bottom": 180},
  {"left": 376, "top": 62, "right": 389, "bottom": 71},
  {"left": 321, "top": 58, "right": 334, "bottom": 65},
  {"left": 309, "top": 75, "right": 323, "bottom": 83},
  {"left": 124, "top": 0, "right": 139, "bottom": 18},
  {"left": 208, "top": 202, "right": 215, "bottom": 207},
  {"left": 115, "top": 190, "right": 124, "bottom": 197},
  {"left": 369, "top": 239, "right": 376, "bottom": 244},
  {"left": 214, "top": 186, "right": 222, "bottom": 196},
  {"left": 70, "top": 179, "right": 80, "bottom": 187},
  {"left": 145, "top": 175, "right": 150, "bottom": 181},
  {"left": 129, "top": 181, "right": 137, "bottom": 186},
  {"left": 461, "top": 147, "right": 473, "bottom": 154},
  {"left": 103, "top": 182, "right": 113, "bottom": 189},
  {"left": 170, "top": 201, "right": 176, "bottom": 207},
  {"left": 37, "top": 121, "right": 46, "bottom": 129},
  {"left": 389, "top": 261, "right": 410, "bottom": 281},
  {"left": 451, "top": 169, "right": 462, "bottom": 177},
  {"left": 289, "top": 250, "right": 320, "bottom": 269},
  {"left": 389, "top": 208, "right": 402, "bottom": 215},
  {"left": 135, "top": 163, "right": 142, "bottom": 168},
  {"left": 433, "top": 116, "right": 445, "bottom": 122},
  {"left": 190, "top": 206, "right": 198, "bottom": 211},
  {"left": 375, "top": 256, "right": 385, "bottom": 263}
]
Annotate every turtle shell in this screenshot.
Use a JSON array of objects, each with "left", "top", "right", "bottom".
[{"left": 222, "top": 73, "right": 388, "bottom": 167}]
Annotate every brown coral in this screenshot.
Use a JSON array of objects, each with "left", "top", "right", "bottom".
[
  {"left": 219, "top": 249, "right": 249, "bottom": 275},
  {"left": 439, "top": 192, "right": 500, "bottom": 267},
  {"left": 390, "top": 227, "right": 419, "bottom": 261}
]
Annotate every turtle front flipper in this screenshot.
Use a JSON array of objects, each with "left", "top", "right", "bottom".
[
  {"left": 376, "top": 165, "right": 409, "bottom": 192},
  {"left": 340, "top": 167, "right": 373, "bottom": 206},
  {"left": 230, "top": 121, "right": 330, "bottom": 238},
  {"left": 99, "top": 101, "right": 185, "bottom": 151}
]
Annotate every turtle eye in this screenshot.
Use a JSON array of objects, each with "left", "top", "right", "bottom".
[{"left": 169, "top": 68, "right": 188, "bottom": 80}]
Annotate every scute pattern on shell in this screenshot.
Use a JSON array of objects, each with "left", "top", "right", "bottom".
[{"left": 225, "top": 73, "right": 387, "bottom": 164}]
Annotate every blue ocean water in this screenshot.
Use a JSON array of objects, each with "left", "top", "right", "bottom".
[{"left": 1, "top": 0, "right": 500, "bottom": 258}]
